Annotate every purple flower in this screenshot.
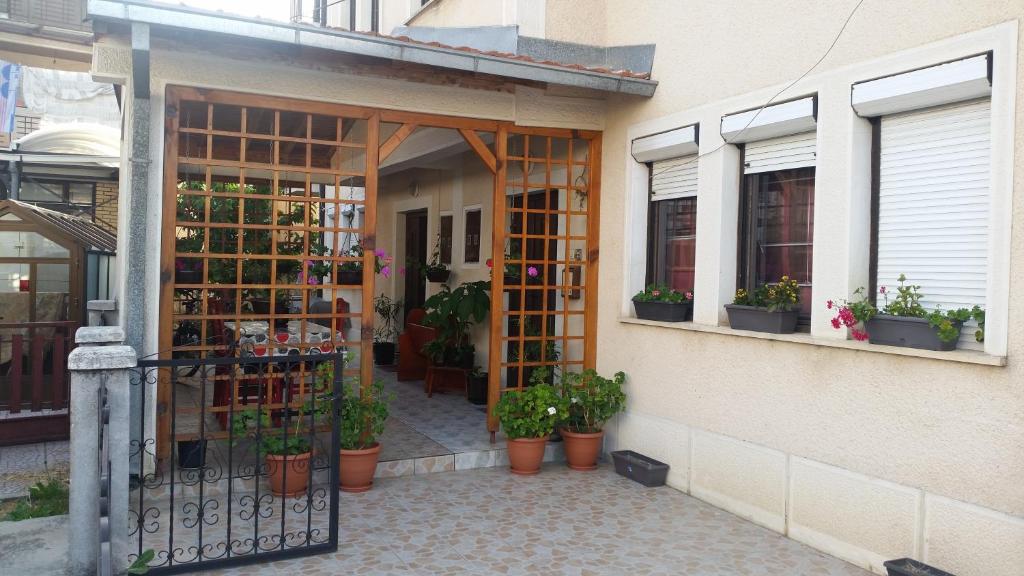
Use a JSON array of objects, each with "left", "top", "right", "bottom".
[
  {"left": 381, "top": 265, "right": 391, "bottom": 279},
  {"left": 527, "top": 266, "right": 539, "bottom": 277},
  {"left": 307, "top": 276, "right": 320, "bottom": 286},
  {"left": 374, "top": 248, "right": 387, "bottom": 258}
]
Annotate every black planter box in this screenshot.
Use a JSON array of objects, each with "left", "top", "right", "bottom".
[
  {"left": 467, "top": 372, "right": 488, "bottom": 405},
  {"left": 725, "top": 304, "right": 799, "bottom": 334},
  {"left": 425, "top": 269, "right": 450, "bottom": 283},
  {"left": 337, "top": 269, "right": 362, "bottom": 285},
  {"left": 884, "top": 558, "right": 956, "bottom": 576},
  {"left": 373, "top": 342, "right": 396, "bottom": 365},
  {"left": 866, "top": 315, "right": 962, "bottom": 352},
  {"left": 633, "top": 300, "right": 692, "bottom": 322},
  {"left": 611, "top": 450, "right": 669, "bottom": 487},
  {"left": 177, "top": 439, "right": 207, "bottom": 469}
]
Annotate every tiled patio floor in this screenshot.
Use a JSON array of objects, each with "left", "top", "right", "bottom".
[{"left": 205, "top": 465, "right": 872, "bottom": 576}]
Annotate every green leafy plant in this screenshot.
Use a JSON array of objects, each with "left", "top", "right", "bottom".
[
  {"left": 127, "top": 549, "right": 155, "bottom": 575},
  {"left": 373, "top": 294, "right": 404, "bottom": 344},
  {"left": 2, "top": 478, "right": 69, "bottom": 521},
  {"left": 493, "top": 376, "right": 567, "bottom": 439},
  {"left": 315, "top": 363, "right": 392, "bottom": 450},
  {"left": 421, "top": 280, "right": 491, "bottom": 366},
  {"left": 828, "top": 274, "right": 985, "bottom": 343},
  {"left": 559, "top": 370, "right": 626, "bottom": 434},
  {"left": 633, "top": 284, "right": 692, "bottom": 303},
  {"left": 232, "top": 408, "right": 312, "bottom": 456},
  {"left": 733, "top": 276, "right": 800, "bottom": 312}
]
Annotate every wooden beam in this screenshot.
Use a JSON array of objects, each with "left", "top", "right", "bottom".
[
  {"left": 378, "top": 122, "right": 418, "bottom": 162},
  {"left": 459, "top": 128, "right": 497, "bottom": 174}
]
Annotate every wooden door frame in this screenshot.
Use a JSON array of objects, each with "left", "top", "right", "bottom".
[{"left": 158, "top": 86, "right": 600, "bottom": 452}]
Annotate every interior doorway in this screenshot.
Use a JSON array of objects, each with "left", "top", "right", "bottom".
[{"left": 402, "top": 209, "right": 428, "bottom": 316}]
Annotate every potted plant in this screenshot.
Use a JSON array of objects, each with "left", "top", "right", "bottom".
[
  {"left": 559, "top": 369, "right": 626, "bottom": 471},
  {"left": 233, "top": 408, "right": 312, "bottom": 497},
  {"left": 506, "top": 322, "right": 559, "bottom": 388},
  {"left": 176, "top": 436, "right": 207, "bottom": 469},
  {"left": 315, "top": 364, "right": 393, "bottom": 493},
  {"left": 883, "top": 558, "right": 956, "bottom": 576},
  {"left": 632, "top": 285, "right": 693, "bottom": 322},
  {"left": 725, "top": 276, "right": 801, "bottom": 334},
  {"left": 421, "top": 280, "right": 491, "bottom": 369},
  {"left": 338, "top": 243, "right": 364, "bottom": 285},
  {"left": 493, "top": 373, "right": 567, "bottom": 475},
  {"left": 827, "top": 274, "right": 984, "bottom": 351},
  {"left": 423, "top": 234, "right": 450, "bottom": 283},
  {"left": 467, "top": 367, "right": 488, "bottom": 405},
  {"left": 372, "top": 294, "right": 403, "bottom": 365}
]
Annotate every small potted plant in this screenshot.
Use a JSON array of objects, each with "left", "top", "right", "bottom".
[
  {"left": 316, "top": 364, "right": 393, "bottom": 493},
  {"left": 493, "top": 370, "right": 567, "bottom": 475},
  {"left": 372, "top": 294, "right": 403, "bottom": 365},
  {"left": 467, "top": 367, "right": 488, "bottom": 405},
  {"left": 559, "top": 369, "right": 626, "bottom": 471},
  {"left": 632, "top": 285, "right": 693, "bottom": 322},
  {"left": 725, "top": 276, "right": 801, "bottom": 334},
  {"left": 421, "top": 280, "right": 491, "bottom": 369},
  {"left": 233, "top": 408, "right": 312, "bottom": 497},
  {"left": 828, "top": 274, "right": 984, "bottom": 351},
  {"left": 423, "top": 234, "right": 450, "bottom": 283},
  {"left": 337, "top": 243, "right": 364, "bottom": 285}
]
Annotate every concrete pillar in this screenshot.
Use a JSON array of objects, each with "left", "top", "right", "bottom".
[{"left": 68, "top": 326, "right": 136, "bottom": 576}]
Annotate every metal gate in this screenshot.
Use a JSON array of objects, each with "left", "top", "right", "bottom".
[{"left": 128, "top": 352, "right": 343, "bottom": 573}]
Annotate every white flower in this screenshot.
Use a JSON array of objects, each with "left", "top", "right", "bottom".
[
  {"left": 547, "top": 406, "right": 557, "bottom": 415},
  {"left": 571, "top": 397, "right": 579, "bottom": 404}
]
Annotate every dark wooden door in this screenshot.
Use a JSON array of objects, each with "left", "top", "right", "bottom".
[{"left": 404, "top": 209, "right": 428, "bottom": 316}]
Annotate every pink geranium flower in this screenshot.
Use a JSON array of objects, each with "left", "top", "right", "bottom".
[
  {"left": 527, "top": 266, "right": 539, "bottom": 277},
  {"left": 380, "top": 265, "right": 391, "bottom": 279},
  {"left": 685, "top": 291, "right": 693, "bottom": 300}
]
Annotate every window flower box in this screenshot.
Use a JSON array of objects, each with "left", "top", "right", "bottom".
[
  {"left": 727, "top": 277, "right": 801, "bottom": 334},
  {"left": 633, "top": 300, "right": 692, "bottom": 322},
  {"left": 724, "top": 304, "right": 799, "bottom": 334},
  {"left": 865, "top": 315, "right": 963, "bottom": 352},
  {"left": 632, "top": 285, "right": 693, "bottom": 322}
]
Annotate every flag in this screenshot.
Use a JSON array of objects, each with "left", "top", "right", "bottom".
[{"left": 0, "top": 61, "right": 21, "bottom": 134}]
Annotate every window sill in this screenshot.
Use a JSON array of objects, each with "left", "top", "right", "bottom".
[{"left": 618, "top": 317, "right": 1006, "bottom": 367}]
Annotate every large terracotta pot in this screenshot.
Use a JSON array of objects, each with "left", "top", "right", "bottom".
[
  {"left": 506, "top": 437, "right": 548, "bottom": 475},
  {"left": 265, "top": 452, "right": 311, "bottom": 497},
  {"left": 561, "top": 428, "right": 604, "bottom": 471},
  {"left": 339, "top": 443, "right": 381, "bottom": 493}
]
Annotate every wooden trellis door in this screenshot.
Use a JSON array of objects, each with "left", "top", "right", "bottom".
[{"left": 487, "top": 127, "right": 601, "bottom": 435}]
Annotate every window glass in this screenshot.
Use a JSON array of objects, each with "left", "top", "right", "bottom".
[
  {"left": 742, "top": 167, "right": 815, "bottom": 315},
  {"left": 648, "top": 197, "right": 696, "bottom": 293},
  {"left": 439, "top": 214, "right": 453, "bottom": 265},
  {"left": 0, "top": 231, "right": 69, "bottom": 258},
  {"left": 464, "top": 208, "right": 481, "bottom": 264},
  {"left": 69, "top": 182, "right": 95, "bottom": 205},
  {"left": 20, "top": 181, "right": 63, "bottom": 202}
]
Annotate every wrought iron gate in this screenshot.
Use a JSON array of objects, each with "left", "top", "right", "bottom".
[{"left": 128, "top": 352, "right": 343, "bottom": 573}]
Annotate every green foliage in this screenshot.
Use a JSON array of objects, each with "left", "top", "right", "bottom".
[
  {"left": 127, "top": 550, "right": 155, "bottom": 575},
  {"left": 632, "top": 284, "right": 691, "bottom": 303},
  {"left": 315, "top": 364, "right": 392, "bottom": 450},
  {"left": 733, "top": 276, "right": 801, "bottom": 312},
  {"left": 422, "top": 233, "right": 449, "bottom": 276},
  {"left": 421, "top": 281, "right": 491, "bottom": 365},
  {"left": 373, "top": 294, "right": 404, "bottom": 344},
  {"left": 2, "top": 478, "right": 69, "bottom": 521},
  {"left": 232, "top": 409, "right": 312, "bottom": 456},
  {"left": 493, "top": 379, "right": 567, "bottom": 439},
  {"left": 507, "top": 322, "right": 559, "bottom": 366},
  {"left": 559, "top": 370, "right": 626, "bottom": 434}
]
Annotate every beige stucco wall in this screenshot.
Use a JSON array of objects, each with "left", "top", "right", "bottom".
[
  {"left": 594, "top": 2, "right": 1024, "bottom": 575},
  {"left": 409, "top": 0, "right": 546, "bottom": 37}
]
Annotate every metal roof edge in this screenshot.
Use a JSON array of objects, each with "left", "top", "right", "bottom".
[{"left": 87, "top": 0, "right": 657, "bottom": 97}]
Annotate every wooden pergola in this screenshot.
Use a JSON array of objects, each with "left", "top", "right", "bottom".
[{"left": 158, "top": 87, "right": 600, "bottom": 451}]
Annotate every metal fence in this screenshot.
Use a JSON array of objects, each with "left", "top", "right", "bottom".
[{"left": 128, "top": 352, "right": 343, "bottom": 573}]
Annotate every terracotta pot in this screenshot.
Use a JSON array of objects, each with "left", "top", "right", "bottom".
[
  {"left": 506, "top": 437, "right": 547, "bottom": 475},
  {"left": 264, "top": 452, "right": 311, "bottom": 497},
  {"left": 339, "top": 443, "right": 381, "bottom": 493},
  {"left": 561, "top": 428, "right": 604, "bottom": 471}
]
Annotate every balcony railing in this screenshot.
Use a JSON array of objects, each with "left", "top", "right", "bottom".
[{"left": 0, "top": 0, "right": 90, "bottom": 33}]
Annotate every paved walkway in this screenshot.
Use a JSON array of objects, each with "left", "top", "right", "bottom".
[{"left": 205, "top": 465, "right": 871, "bottom": 576}]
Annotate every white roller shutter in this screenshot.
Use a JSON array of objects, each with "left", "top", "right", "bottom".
[
  {"left": 743, "top": 132, "right": 816, "bottom": 174},
  {"left": 877, "top": 99, "right": 990, "bottom": 348},
  {"left": 651, "top": 154, "right": 698, "bottom": 200}
]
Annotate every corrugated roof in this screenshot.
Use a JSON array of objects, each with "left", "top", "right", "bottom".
[{"left": 2, "top": 200, "right": 117, "bottom": 252}]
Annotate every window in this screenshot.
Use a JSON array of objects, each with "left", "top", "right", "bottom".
[
  {"left": 439, "top": 213, "right": 453, "bottom": 265},
  {"left": 18, "top": 179, "right": 97, "bottom": 220},
  {"left": 739, "top": 167, "right": 816, "bottom": 317},
  {"left": 871, "top": 99, "right": 990, "bottom": 348},
  {"left": 464, "top": 207, "right": 481, "bottom": 264},
  {"left": 646, "top": 154, "right": 698, "bottom": 293}
]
